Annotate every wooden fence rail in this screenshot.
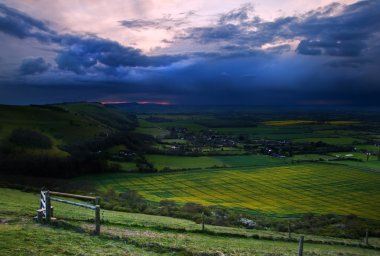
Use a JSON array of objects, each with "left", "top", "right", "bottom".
[
  {"left": 50, "top": 197, "right": 96, "bottom": 210},
  {"left": 36, "top": 189, "right": 101, "bottom": 235},
  {"left": 50, "top": 191, "right": 99, "bottom": 204}
]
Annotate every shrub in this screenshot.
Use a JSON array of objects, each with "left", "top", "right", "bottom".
[
  {"left": 160, "top": 199, "right": 177, "bottom": 208},
  {"left": 9, "top": 128, "right": 52, "bottom": 149},
  {"left": 182, "top": 202, "right": 204, "bottom": 214},
  {"left": 159, "top": 200, "right": 178, "bottom": 216},
  {"left": 119, "top": 190, "right": 147, "bottom": 211}
]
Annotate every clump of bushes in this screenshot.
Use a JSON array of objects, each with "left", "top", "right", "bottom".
[
  {"left": 101, "top": 189, "right": 147, "bottom": 212},
  {"left": 9, "top": 128, "right": 53, "bottom": 149}
]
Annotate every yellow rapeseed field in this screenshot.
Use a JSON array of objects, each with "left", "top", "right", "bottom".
[{"left": 96, "top": 163, "right": 380, "bottom": 219}]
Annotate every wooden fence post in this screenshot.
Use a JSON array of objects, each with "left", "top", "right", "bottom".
[
  {"left": 288, "top": 222, "right": 291, "bottom": 239},
  {"left": 37, "top": 191, "right": 45, "bottom": 223},
  {"left": 95, "top": 196, "right": 100, "bottom": 206},
  {"left": 365, "top": 228, "right": 369, "bottom": 245},
  {"left": 40, "top": 191, "right": 44, "bottom": 210},
  {"left": 201, "top": 212, "right": 205, "bottom": 231},
  {"left": 45, "top": 191, "right": 51, "bottom": 223},
  {"left": 298, "top": 236, "right": 304, "bottom": 256},
  {"left": 95, "top": 205, "right": 100, "bottom": 235}
]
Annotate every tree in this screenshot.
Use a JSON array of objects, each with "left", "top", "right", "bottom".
[
  {"left": 365, "top": 152, "right": 371, "bottom": 161},
  {"left": 9, "top": 128, "right": 52, "bottom": 149}
]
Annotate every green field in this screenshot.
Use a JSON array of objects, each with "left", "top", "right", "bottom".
[
  {"left": 88, "top": 163, "right": 380, "bottom": 219},
  {"left": 109, "top": 160, "right": 137, "bottom": 171},
  {"left": 135, "top": 127, "right": 169, "bottom": 137},
  {"left": 146, "top": 154, "right": 226, "bottom": 170},
  {"left": 337, "top": 160, "right": 380, "bottom": 170},
  {"left": 356, "top": 144, "right": 380, "bottom": 152},
  {"left": 294, "top": 137, "right": 365, "bottom": 145},
  {"left": 161, "top": 138, "right": 189, "bottom": 144},
  {"left": 1, "top": 188, "right": 379, "bottom": 255},
  {"left": 114, "top": 154, "right": 289, "bottom": 172},
  {"left": 290, "top": 154, "right": 336, "bottom": 161}
]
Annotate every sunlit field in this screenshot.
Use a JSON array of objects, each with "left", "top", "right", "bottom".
[{"left": 88, "top": 163, "right": 380, "bottom": 219}]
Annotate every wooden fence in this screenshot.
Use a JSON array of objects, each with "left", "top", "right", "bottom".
[{"left": 36, "top": 190, "right": 101, "bottom": 235}]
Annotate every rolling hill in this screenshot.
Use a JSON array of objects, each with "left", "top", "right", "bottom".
[{"left": 0, "top": 102, "right": 138, "bottom": 177}]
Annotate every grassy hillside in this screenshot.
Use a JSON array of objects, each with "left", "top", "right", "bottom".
[
  {"left": 59, "top": 103, "right": 136, "bottom": 132},
  {"left": 0, "top": 103, "right": 141, "bottom": 177},
  {"left": 0, "top": 103, "right": 136, "bottom": 154},
  {"left": 0, "top": 222, "right": 159, "bottom": 256},
  {"left": 1, "top": 188, "right": 379, "bottom": 255},
  {"left": 1, "top": 103, "right": 135, "bottom": 137},
  {"left": 86, "top": 162, "right": 380, "bottom": 219}
]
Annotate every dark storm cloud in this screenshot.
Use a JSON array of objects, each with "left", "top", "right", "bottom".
[
  {"left": 120, "top": 19, "right": 157, "bottom": 29},
  {"left": 0, "top": 3, "right": 186, "bottom": 75},
  {"left": 52, "top": 36, "right": 186, "bottom": 74},
  {"left": 294, "top": 0, "right": 380, "bottom": 57},
  {"left": 296, "top": 39, "right": 364, "bottom": 57},
  {"left": 218, "top": 3, "right": 253, "bottom": 24},
  {"left": 54, "top": 36, "right": 186, "bottom": 74},
  {"left": 19, "top": 57, "right": 50, "bottom": 75},
  {"left": 184, "top": 24, "right": 242, "bottom": 44},
  {"left": 0, "top": 1, "right": 379, "bottom": 106},
  {"left": 179, "top": 14, "right": 292, "bottom": 50},
  {"left": 0, "top": 3, "right": 55, "bottom": 42},
  {"left": 182, "top": 0, "right": 380, "bottom": 58}
]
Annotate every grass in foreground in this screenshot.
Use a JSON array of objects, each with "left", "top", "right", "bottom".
[
  {"left": 1, "top": 188, "right": 379, "bottom": 255},
  {"left": 0, "top": 221, "right": 159, "bottom": 256}
]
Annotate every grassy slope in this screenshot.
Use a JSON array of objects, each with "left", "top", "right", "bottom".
[
  {"left": 87, "top": 162, "right": 380, "bottom": 219},
  {"left": 59, "top": 103, "right": 135, "bottom": 132},
  {"left": 0, "top": 103, "right": 135, "bottom": 158},
  {"left": 0, "top": 104, "right": 99, "bottom": 144},
  {"left": 1, "top": 188, "right": 379, "bottom": 255},
  {"left": 0, "top": 224, "right": 159, "bottom": 256}
]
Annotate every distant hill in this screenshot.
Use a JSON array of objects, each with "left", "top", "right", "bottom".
[
  {"left": 0, "top": 102, "right": 139, "bottom": 177},
  {"left": 0, "top": 102, "right": 136, "bottom": 150},
  {"left": 112, "top": 103, "right": 380, "bottom": 115}
]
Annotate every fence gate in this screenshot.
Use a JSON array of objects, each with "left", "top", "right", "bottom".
[{"left": 36, "top": 189, "right": 101, "bottom": 235}]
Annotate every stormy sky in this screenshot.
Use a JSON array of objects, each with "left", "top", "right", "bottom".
[{"left": 0, "top": 0, "right": 379, "bottom": 105}]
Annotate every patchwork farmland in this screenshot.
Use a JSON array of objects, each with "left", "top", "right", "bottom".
[{"left": 89, "top": 162, "right": 380, "bottom": 219}]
